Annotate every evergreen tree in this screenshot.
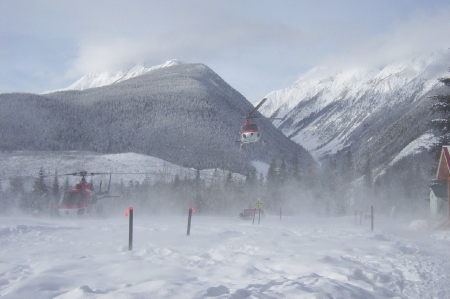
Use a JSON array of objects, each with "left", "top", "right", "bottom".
[
  {"left": 172, "top": 174, "right": 181, "bottom": 191},
  {"left": 224, "top": 171, "right": 233, "bottom": 190},
  {"left": 362, "top": 155, "right": 373, "bottom": 190},
  {"left": 32, "top": 167, "right": 49, "bottom": 211},
  {"left": 290, "top": 152, "right": 301, "bottom": 182},
  {"left": 266, "top": 158, "right": 278, "bottom": 188},
  {"left": 279, "top": 159, "right": 287, "bottom": 185},
  {"left": 430, "top": 70, "right": 450, "bottom": 160},
  {"left": 33, "top": 167, "right": 48, "bottom": 197},
  {"left": 258, "top": 173, "right": 265, "bottom": 187},
  {"left": 52, "top": 169, "right": 60, "bottom": 204},
  {"left": 10, "top": 176, "right": 25, "bottom": 196},
  {"left": 343, "top": 147, "right": 355, "bottom": 182},
  {"left": 304, "top": 158, "right": 318, "bottom": 189}
]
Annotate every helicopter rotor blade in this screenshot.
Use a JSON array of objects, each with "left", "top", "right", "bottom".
[{"left": 246, "top": 97, "right": 268, "bottom": 119}]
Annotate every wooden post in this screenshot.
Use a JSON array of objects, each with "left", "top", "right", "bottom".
[
  {"left": 187, "top": 207, "right": 194, "bottom": 236},
  {"left": 258, "top": 208, "right": 261, "bottom": 225},
  {"left": 128, "top": 207, "right": 133, "bottom": 251},
  {"left": 252, "top": 208, "right": 256, "bottom": 224}
]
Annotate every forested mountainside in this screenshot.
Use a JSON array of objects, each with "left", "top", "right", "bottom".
[
  {"left": 261, "top": 52, "right": 449, "bottom": 175},
  {"left": 0, "top": 63, "right": 312, "bottom": 174}
]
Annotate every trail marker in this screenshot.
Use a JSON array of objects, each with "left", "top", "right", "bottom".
[
  {"left": 124, "top": 206, "right": 133, "bottom": 251},
  {"left": 187, "top": 207, "right": 195, "bottom": 236}
]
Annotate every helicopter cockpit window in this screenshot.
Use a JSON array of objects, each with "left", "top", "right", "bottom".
[
  {"left": 242, "top": 123, "right": 258, "bottom": 132},
  {"left": 62, "top": 192, "right": 85, "bottom": 206}
]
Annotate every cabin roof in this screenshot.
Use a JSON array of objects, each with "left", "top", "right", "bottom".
[{"left": 436, "top": 146, "right": 450, "bottom": 180}]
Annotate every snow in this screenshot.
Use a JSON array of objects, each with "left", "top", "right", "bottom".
[
  {"left": 388, "top": 133, "right": 438, "bottom": 166},
  {"left": 250, "top": 161, "right": 269, "bottom": 177},
  {"left": 259, "top": 51, "right": 450, "bottom": 159},
  {"left": 0, "top": 213, "right": 449, "bottom": 298},
  {"left": 46, "top": 60, "right": 182, "bottom": 93}
]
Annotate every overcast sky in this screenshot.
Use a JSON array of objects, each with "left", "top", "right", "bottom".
[{"left": 1, "top": 0, "right": 450, "bottom": 103}]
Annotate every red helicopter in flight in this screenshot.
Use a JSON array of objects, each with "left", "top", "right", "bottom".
[{"left": 239, "top": 97, "right": 282, "bottom": 148}]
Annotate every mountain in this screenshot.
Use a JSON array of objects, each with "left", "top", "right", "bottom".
[
  {"left": 0, "top": 63, "right": 312, "bottom": 175},
  {"left": 49, "top": 59, "right": 182, "bottom": 92},
  {"left": 260, "top": 51, "right": 449, "bottom": 173}
]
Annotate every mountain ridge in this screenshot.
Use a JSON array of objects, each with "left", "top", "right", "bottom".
[
  {"left": 0, "top": 63, "right": 312, "bottom": 175},
  {"left": 48, "top": 59, "right": 183, "bottom": 93},
  {"left": 260, "top": 51, "right": 449, "bottom": 173}
]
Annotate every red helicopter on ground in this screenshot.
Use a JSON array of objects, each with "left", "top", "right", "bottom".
[
  {"left": 239, "top": 97, "right": 282, "bottom": 148},
  {"left": 57, "top": 171, "right": 119, "bottom": 217}
]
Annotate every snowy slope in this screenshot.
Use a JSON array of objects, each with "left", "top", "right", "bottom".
[
  {"left": 50, "top": 59, "right": 182, "bottom": 92},
  {"left": 260, "top": 51, "right": 449, "bottom": 161},
  {"left": 0, "top": 151, "right": 246, "bottom": 191},
  {"left": 0, "top": 214, "right": 449, "bottom": 298}
]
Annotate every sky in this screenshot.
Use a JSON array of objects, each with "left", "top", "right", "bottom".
[{"left": 1, "top": 1, "right": 450, "bottom": 103}]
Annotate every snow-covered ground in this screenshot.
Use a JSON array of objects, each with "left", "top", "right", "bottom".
[{"left": 0, "top": 213, "right": 449, "bottom": 298}]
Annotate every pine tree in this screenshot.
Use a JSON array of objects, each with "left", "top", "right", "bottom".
[
  {"left": 266, "top": 158, "right": 278, "bottom": 188},
  {"left": 362, "top": 155, "right": 373, "bottom": 190},
  {"left": 33, "top": 167, "right": 48, "bottom": 197},
  {"left": 290, "top": 152, "right": 301, "bottom": 182},
  {"left": 52, "top": 170, "right": 60, "bottom": 204},
  {"left": 343, "top": 147, "right": 355, "bottom": 183},
  {"left": 224, "top": 171, "right": 233, "bottom": 189},
  {"left": 32, "top": 167, "right": 49, "bottom": 211},
  {"left": 10, "top": 176, "right": 25, "bottom": 196},
  {"left": 430, "top": 70, "right": 450, "bottom": 160},
  {"left": 172, "top": 174, "right": 180, "bottom": 191},
  {"left": 304, "top": 158, "right": 318, "bottom": 189},
  {"left": 279, "top": 159, "right": 287, "bottom": 185}
]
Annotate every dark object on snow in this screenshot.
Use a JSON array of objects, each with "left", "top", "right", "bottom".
[{"left": 239, "top": 208, "right": 265, "bottom": 220}]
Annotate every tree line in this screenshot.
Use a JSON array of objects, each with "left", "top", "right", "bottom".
[{"left": 0, "top": 149, "right": 432, "bottom": 218}]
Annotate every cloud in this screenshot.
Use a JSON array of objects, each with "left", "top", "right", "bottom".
[
  {"left": 2, "top": 0, "right": 450, "bottom": 100},
  {"left": 319, "top": 6, "right": 450, "bottom": 71}
]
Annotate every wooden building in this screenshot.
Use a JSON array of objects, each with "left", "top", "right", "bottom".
[{"left": 435, "top": 146, "right": 450, "bottom": 221}]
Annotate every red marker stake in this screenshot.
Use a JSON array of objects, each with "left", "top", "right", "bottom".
[{"left": 125, "top": 207, "right": 133, "bottom": 251}]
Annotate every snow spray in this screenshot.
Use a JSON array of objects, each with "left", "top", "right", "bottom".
[
  {"left": 124, "top": 207, "right": 133, "bottom": 251},
  {"left": 187, "top": 207, "right": 195, "bottom": 236}
]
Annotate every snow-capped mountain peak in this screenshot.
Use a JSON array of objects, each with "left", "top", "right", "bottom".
[
  {"left": 259, "top": 50, "right": 449, "bottom": 166},
  {"left": 51, "top": 59, "right": 182, "bottom": 92}
]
